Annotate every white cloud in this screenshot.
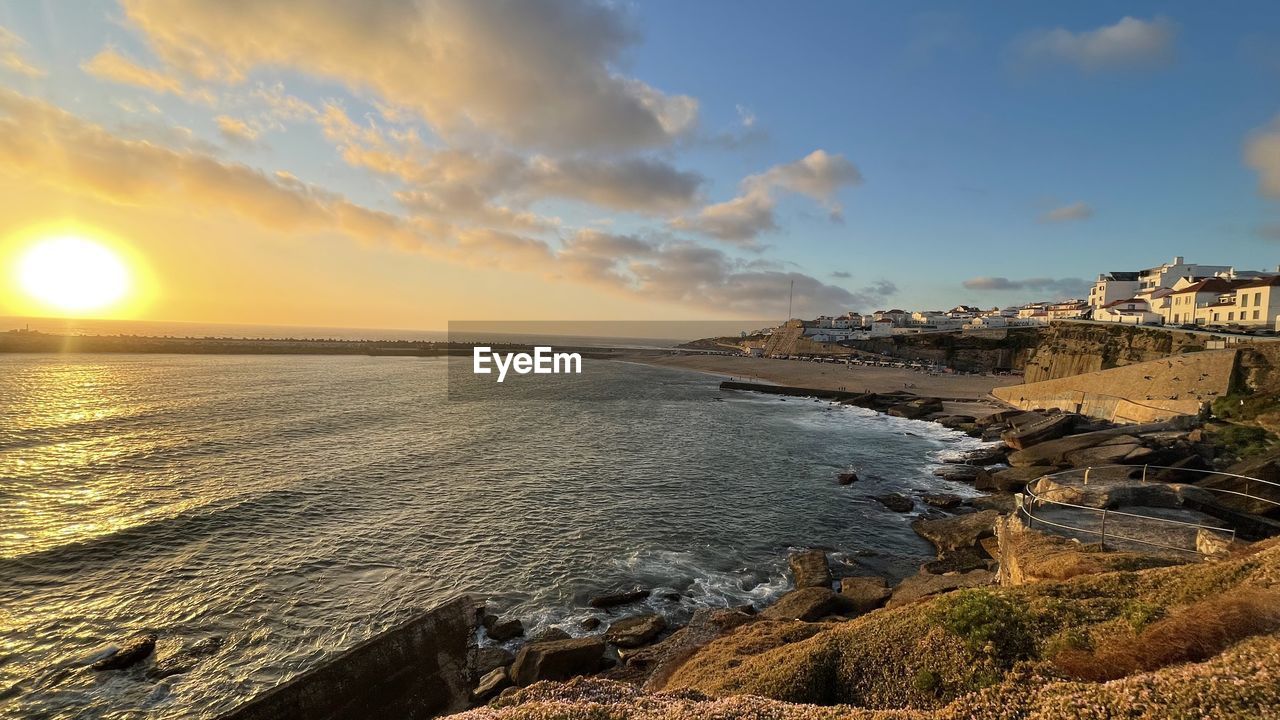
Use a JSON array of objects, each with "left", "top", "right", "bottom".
[
  {"left": 0, "top": 25, "right": 45, "bottom": 78},
  {"left": 1015, "top": 16, "right": 1176, "bottom": 72},
  {"left": 119, "top": 0, "right": 698, "bottom": 152},
  {"left": 962, "top": 276, "right": 1088, "bottom": 296},
  {"left": 1040, "top": 201, "right": 1093, "bottom": 223},
  {"left": 1246, "top": 115, "right": 1280, "bottom": 199},
  {"left": 673, "top": 150, "right": 862, "bottom": 245},
  {"left": 215, "top": 115, "right": 260, "bottom": 146},
  {"left": 81, "top": 48, "right": 216, "bottom": 104}
]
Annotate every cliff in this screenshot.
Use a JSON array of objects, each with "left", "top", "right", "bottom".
[{"left": 1020, "top": 323, "right": 1216, "bottom": 383}]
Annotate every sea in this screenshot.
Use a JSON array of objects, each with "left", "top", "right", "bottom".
[{"left": 0, "top": 352, "right": 990, "bottom": 719}]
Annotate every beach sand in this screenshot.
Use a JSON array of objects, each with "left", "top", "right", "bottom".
[{"left": 623, "top": 353, "right": 1022, "bottom": 417}]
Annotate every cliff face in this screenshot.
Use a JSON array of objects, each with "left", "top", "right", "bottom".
[{"left": 1020, "top": 324, "right": 1212, "bottom": 383}]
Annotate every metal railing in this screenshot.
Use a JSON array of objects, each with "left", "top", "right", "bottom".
[{"left": 1017, "top": 464, "right": 1280, "bottom": 557}]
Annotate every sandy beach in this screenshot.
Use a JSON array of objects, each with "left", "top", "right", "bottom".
[{"left": 623, "top": 353, "right": 1022, "bottom": 417}]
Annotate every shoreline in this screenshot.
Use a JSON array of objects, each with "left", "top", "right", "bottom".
[{"left": 619, "top": 351, "right": 1017, "bottom": 420}]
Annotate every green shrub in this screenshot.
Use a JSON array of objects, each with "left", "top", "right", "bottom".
[
  {"left": 936, "top": 590, "right": 1034, "bottom": 666},
  {"left": 1212, "top": 424, "right": 1273, "bottom": 459},
  {"left": 1124, "top": 601, "right": 1166, "bottom": 633},
  {"left": 912, "top": 669, "right": 941, "bottom": 694}
]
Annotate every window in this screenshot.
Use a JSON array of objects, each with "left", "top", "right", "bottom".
[
  {"left": 1229, "top": 312, "right": 1235, "bottom": 321},
  {"left": 1256, "top": 292, "right": 1263, "bottom": 306},
  {"left": 1214, "top": 312, "right": 1220, "bottom": 322},
  {"left": 1242, "top": 294, "right": 1249, "bottom": 307},
  {"left": 1255, "top": 310, "right": 1261, "bottom": 320}
]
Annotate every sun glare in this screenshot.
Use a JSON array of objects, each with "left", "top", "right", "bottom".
[{"left": 17, "top": 236, "right": 132, "bottom": 313}]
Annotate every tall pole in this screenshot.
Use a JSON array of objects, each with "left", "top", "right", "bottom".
[{"left": 788, "top": 279, "right": 794, "bottom": 322}]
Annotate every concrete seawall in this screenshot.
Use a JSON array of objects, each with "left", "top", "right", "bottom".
[
  {"left": 218, "top": 595, "right": 480, "bottom": 720},
  {"left": 993, "top": 349, "right": 1239, "bottom": 423}
]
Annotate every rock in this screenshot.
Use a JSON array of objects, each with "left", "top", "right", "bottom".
[
  {"left": 968, "top": 494, "right": 1016, "bottom": 513},
  {"left": 588, "top": 588, "right": 650, "bottom": 609},
  {"left": 605, "top": 614, "right": 667, "bottom": 648},
  {"left": 972, "top": 472, "right": 999, "bottom": 492},
  {"left": 922, "top": 493, "right": 962, "bottom": 509},
  {"left": 92, "top": 633, "right": 156, "bottom": 671},
  {"left": 837, "top": 576, "right": 890, "bottom": 615},
  {"left": 976, "top": 409, "right": 1025, "bottom": 428},
  {"left": 614, "top": 608, "right": 755, "bottom": 688},
  {"left": 1006, "top": 421, "right": 1191, "bottom": 467},
  {"left": 469, "top": 646, "right": 515, "bottom": 678},
  {"left": 922, "top": 547, "right": 990, "bottom": 574},
  {"left": 510, "top": 636, "right": 607, "bottom": 686},
  {"left": 934, "top": 415, "right": 977, "bottom": 429},
  {"left": 147, "top": 636, "right": 222, "bottom": 679},
  {"left": 837, "top": 471, "right": 859, "bottom": 485},
  {"left": 1196, "top": 528, "right": 1248, "bottom": 558},
  {"left": 530, "top": 628, "right": 572, "bottom": 643},
  {"left": 911, "top": 510, "right": 1000, "bottom": 553},
  {"left": 874, "top": 493, "right": 914, "bottom": 512},
  {"left": 887, "top": 398, "right": 945, "bottom": 419},
  {"left": 944, "top": 447, "right": 1008, "bottom": 466},
  {"left": 788, "top": 549, "right": 832, "bottom": 589},
  {"left": 1061, "top": 436, "right": 1143, "bottom": 467},
  {"left": 933, "top": 465, "right": 992, "bottom": 486},
  {"left": 472, "top": 667, "right": 511, "bottom": 702},
  {"left": 483, "top": 613, "right": 525, "bottom": 642},
  {"left": 887, "top": 569, "right": 995, "bottom": 607},
  {"left": 990, "top": 466, "right": 1057, "bottom": 493},
  {"left": 1001, "top": 413, "right": 1080, "bottom": 450},
  {"left": 580, "top": 617, "right": 602, "bottom": 631},
  {"left": 759, "top": 587, "right": 851, "bottom": 621},
  {"left": 1029, "top": 476, "right": 1216, "bottom": 510}
]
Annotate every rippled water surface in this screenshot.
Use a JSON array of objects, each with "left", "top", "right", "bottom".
[{"left": 0, "top": 354, "right": 986, "bottom": 719}]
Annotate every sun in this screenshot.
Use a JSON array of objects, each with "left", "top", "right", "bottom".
[{"left": 16, "top": 235, "right": 133, "bottom": 313}]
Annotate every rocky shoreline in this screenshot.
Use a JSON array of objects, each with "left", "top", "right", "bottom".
[{"left": 86, "top": 386, "right": 1279, "bottom": 719}]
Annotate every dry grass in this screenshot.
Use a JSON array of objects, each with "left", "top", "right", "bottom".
[{"left": 1052, "top": 588, "right": 1280, "bottom": 681}]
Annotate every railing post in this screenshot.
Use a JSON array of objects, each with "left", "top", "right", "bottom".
[
  {"left": 1084, "top": 467, "right": 1091, "bottom": 485},
  {"left": 1141, "top": 465, "right": 1148, "bottom": 484},
  {"left": 1099, "top": 508, "right": 1107, "bottom": 551}
]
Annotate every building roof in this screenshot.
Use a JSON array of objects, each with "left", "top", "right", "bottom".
[
  {"left": 1103, "top": 271, "right": 1140, "bottom": 281},
  {"left": 1170, "top": 278, "right": 1238, "bottom": 295},
  {"left": 1236, "top": 275, "right": 1280, "bottom": 289}
]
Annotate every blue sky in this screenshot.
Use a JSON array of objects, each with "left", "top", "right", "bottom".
[{"left": 0, "top": 1, "right": 1279, "bottom": 327}]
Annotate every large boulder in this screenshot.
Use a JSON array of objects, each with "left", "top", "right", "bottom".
[
  {"left": 615, "top": 608, "right": 756, "bottom": 689},
  {"left": 874, "top": 493, "right": 914, "bottom": 512},
  {"left": 990, "top": 466, "right": 1059, "bottom": 493},
  {"left": 510, "top": 636, "right": 607, "bottom": 686},
  {"left": 934, "top": 415, "right": 976, "bottom": 429},
  {"left": 911, "top": 510, "right": 1000, "bottom": 552},
  {"left": 922, "top": 547, "right": 991, "bottom": 574},
  {"left": 472, "top": 667, "right": 511, "bottom": 702},
  {"left": 837, "top": 471, "right": 859, "bottom": 485},
  {"left": 944, "top": 447, "right": 1009, "bottom": 466},
  {"left": 933, "top": 465, "right": 992, "bottom": 485},
  {"left": 922, "top": 493, "right": 963, "bottom": 509},
  {"left": 1001, "top": 413, "right": 1080, "bottom": 450},
  {"left": 606, "top": 614, "right": 667, "bottom": 648},
  {"left": 759, "top": 587, "right": 851, "bottom": 621},
  {"left": 588, "top": 588, "right": 650, "bottom": 609},
  {"left": 788, "top": 549, "right": 832, "bottom": 589},
  {"left": 468, "top": 645, "right": 515, "bottom": 678},
  {"left": 887, "top": 570, "right": 995, "bottom": 607},
  {"left": 887, "top": 398, "right": 944, "bottom": 419},
  {"left": 483, "top": 612, "right": 525, "bottom": 642},
  {"left": 1198, "top": 453, "right": 1280, "bottom": 518},
  {"left": 1060, "top": 436, "right": 1144, "bottom": 467},
  {"left": 92, "top": 633, "right": 156, "bottom": 671},
  {"left": 837, "top": 576, "right": 891, "bottom": 615}
]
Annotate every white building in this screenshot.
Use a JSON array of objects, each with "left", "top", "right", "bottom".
[
  {"left": 1095, "top": 297, "right": 1161, "bottom": 325},
  {"left": 1088, "top": 272, "right": 1141, "bottom": 310}
]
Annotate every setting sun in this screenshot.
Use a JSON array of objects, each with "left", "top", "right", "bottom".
[{"left": 16, "top": 236, "right": 132, "bottom": 313}]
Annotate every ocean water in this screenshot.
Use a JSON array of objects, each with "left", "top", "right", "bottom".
[{"left": 0, "top": 354, "right": 988, "bottom": 719}]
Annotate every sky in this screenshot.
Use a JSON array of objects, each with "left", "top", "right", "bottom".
[{"left": 1, "top": 0, "right": 1280, "bottom": 330}]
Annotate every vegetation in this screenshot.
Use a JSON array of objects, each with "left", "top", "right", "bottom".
[{"left": 468, "top": 538, "right": 1280, "bottom": 719}]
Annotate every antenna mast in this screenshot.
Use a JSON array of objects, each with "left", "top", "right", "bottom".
[{"left": 787, "top": 279, "right": 794, "bottom": 322}]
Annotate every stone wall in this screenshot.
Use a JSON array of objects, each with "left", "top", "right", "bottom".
[
  {"left": 218, "top": 595, "right": 480, "bottom": 720},
  {"left": 993, "top": 349, "right": 1239, "bottom": 423}
]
